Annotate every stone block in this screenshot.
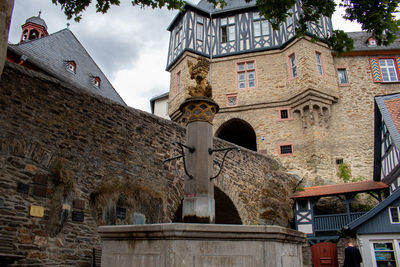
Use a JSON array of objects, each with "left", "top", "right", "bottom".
[
  {"left": 33, "top": 174, "right": 48, "bottom": 186},
  {"left": 73, "top": 199, "right": 85, "bottom": 210}
]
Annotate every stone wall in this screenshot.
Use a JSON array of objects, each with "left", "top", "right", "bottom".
[
  {"left": 0, "top": 62, "right": 299, "bottom": 266},
  {"left": 168, "top": 37, "right": 400, "bottom": 186}
]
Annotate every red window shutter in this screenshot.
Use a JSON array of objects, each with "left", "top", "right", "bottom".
[{"left": 369, "top": 58, "right": 382, "bottom": 82}]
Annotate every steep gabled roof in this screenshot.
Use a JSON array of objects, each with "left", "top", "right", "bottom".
[
  {"left": 8, "top": 28, "right": 125, "bottom": 105},
  {"left": 348, "top": 186, "right": 400, "bottom": 230}
]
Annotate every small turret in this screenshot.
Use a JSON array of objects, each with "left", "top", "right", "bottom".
[{"left": 20, "top": 11, "right": 48, "bottom": 43}]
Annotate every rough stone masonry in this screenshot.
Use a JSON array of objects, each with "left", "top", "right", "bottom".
[{"left": 0, "top": 62, "right": 299, "bottom": 266}]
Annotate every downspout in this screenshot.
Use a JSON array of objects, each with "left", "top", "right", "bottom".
[{"left": 209, "top": 12, "right": 213, "bottom": 84}]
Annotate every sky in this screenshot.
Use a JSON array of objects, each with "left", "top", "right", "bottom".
[{"left": 8, "top": 0, "right": 363, "bottom": 112}]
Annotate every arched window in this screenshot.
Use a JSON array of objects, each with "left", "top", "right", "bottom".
[
  {"left": 22, "top": 30, "right": 28, "bottom": 41},
  {"left": 29, "top": 29, "right": 39, "bottom": 40}
]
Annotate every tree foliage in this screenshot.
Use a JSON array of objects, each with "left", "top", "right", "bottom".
[{"left": 52, "top": 0, "right": 400, "bottom": 53}]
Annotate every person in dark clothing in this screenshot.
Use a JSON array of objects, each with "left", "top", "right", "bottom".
[{"left": 343, "top": 238, "right": 362, "bottom": 267}]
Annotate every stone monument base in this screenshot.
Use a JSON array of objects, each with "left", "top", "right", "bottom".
[{"left": 98, "top": 223, "right": 306, "bottom": 267}]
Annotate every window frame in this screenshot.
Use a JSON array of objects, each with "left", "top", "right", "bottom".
[
  {"left": 196, "top": 17, "right": 204, "bottom": 41},
  {"left": 66, "top": 61, "right": 77, "bottom": 74},
  {"left": 92, "top": 76, "right": 101, "bottom": 89},
  {"left": 389, "top": 207, "right": 400, "bottom": 224},
  {"left": 337, "top": 67, "right": 350, "bottom": 86},
  {"left": 252, "top": 12, "right": 270, "bottom": 37},
  {"left": 288, "top": 53, "right": 298, "bottom": 79},
  {"left": 226, "top": 94, "right": 238, "bottom": 107},
  {"left": 276, "top": 107, "right": 292, "bottom": 121},
  {"left": 236, "top": 60, "right": 256, "bottom": 89},
  {"left": 174, "top": 26, "right": 182, "bottom": 49},
  {"left": 278, "top": 143, "right": 294, "bottom": 156},
  {"left": 221, "top": 17, "right": 236, "bottom": 43},
  {"left": 379, "top": 58, "right": 399, "bottom": 82},
  {"left": 315, "top": 51, "right": 325, "bottom": 75}
]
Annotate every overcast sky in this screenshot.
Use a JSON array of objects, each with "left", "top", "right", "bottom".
[{"left": 9, "top": 0, "right": 363, "bottom": 112}]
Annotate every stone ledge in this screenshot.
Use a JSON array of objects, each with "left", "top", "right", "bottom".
[{"left": 98, "top": 223, "right": 306, "bottom": 243}]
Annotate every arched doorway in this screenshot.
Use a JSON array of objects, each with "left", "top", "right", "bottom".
[
  {"left": 216, "top": 118, "right": 257, "bottom": 151},
  {"left": 172, "top": 186, "right": 242, "bottom": 224}
]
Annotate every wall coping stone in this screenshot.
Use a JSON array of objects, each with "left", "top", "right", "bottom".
[{"left": 98, "top": 223, "right": 306, "bottom": 243}]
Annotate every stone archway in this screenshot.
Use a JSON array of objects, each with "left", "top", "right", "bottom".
[
  {"left": 215, "top": 118, "right": 257, "bottom": 151},
  {"left": 172, "top": 186, "right": 242, "bottom": 224}
]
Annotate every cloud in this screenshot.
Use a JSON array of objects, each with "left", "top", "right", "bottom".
[{"left": 9, "top": 0, "right": 175, "bottom": 112}]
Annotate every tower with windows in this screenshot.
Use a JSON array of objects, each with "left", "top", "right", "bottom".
[
  {"left": 20, "top": 11, "right": 48, "bottom": 43},
  {"left": 166, "top": 0, "right": 400, "bottom": 185}
]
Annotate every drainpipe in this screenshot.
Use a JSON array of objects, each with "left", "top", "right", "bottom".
[{"left": 209, "top": 12, "right": 213, "bottom": 84}]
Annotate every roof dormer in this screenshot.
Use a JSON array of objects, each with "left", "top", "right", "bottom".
[
  {"left": 368, "top": 37, "right": 377, "bottom": 47},
  {"left": 90, "top": 76, "right": 101, "bottom": 89},
  {"left": 65, "top": 61, "right": 76, "bottom": 73}
]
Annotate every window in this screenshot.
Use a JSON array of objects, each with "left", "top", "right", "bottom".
[
  {"left": 368, "top": 37, "right": 377, "bottom": 47},
  {"left": 221, "top": 17, "right": 235, "bottom": 43},
  {"left": 22, "top": 30, "right": 28, "bottom": 41},
  {"left": 289, "top": 54, "right": 297, "bottom": 78},
  {"left": 226, "top": 94, "right": 238, "bottom": 106},
  {"left": 373, "top": 242, "right": 397, "bottom": 266},
  {"left": 338, "top": 68, "right": 349, "bottom": 85},
  {"left": 336, "top": 158, "right": 344, "bottom": 165},
  {"left": 287, "top": 14, "right": 293, "bottom": 26},
  {"left": 389, "top": 207, "right": 400, "bottom": 223},
  {"left": 66, "top": 61, "right": 76, "bottom": 73},
  {"left": 279, "top": 144, "right": 293, "bottom": 155},
  {"left": 237, "top": 61, "right": 256, "bottom": 89},
  {"left": 174, "top": 27, "right": 182, "bottom": 49},
  {"left": 297, "top": 199, "right": 308, "bottom": 211},
  {"left": 196, "top": 17, "right": 204, "bottom": 40},
  {"left": 29, "top": 29, "right": 39, "bottom": 40},
  {"left": 280, "top": 109, "right": 289, "bottom": 119},
  {"left": 175, "top": 71, "right": 181, "bottom": 95},
  {"left": 277, "top": 108, "right": 291, "bottom": 120},
  {"left": 91, "top": 76, "right": 101, "bottom": 89},
  {"left": 253, "top": 13, "right": 269, "bottom": 37},
  {"left": 316, "top": 52, "right": 324, "bottom": 75},
  {"left": 379, "top": 58, "right": 398, "bottom": 82}
]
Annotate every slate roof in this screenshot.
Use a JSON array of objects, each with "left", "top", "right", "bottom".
[
  {"left": 8, "top": 29, "right": 125, "bottom": 105},
  {"left": 348, "top": 186, "right": 400, "bottom": 230},
  {"left": 291, "top": 180, "right": 388, "bottom": 199},
  {"left": 25, "top": 15, "right": 47, "bottom": 29},
  {"left": 346, "top": 32, "right": 400, "bottom": 52}
]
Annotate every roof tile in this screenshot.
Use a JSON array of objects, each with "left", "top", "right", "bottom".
[{"left": 291, "top": 180, "right": 388, "bottom": 199}]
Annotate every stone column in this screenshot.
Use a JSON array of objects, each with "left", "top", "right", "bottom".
[
  {"left": 0, "top": 0, "right": 14, "bottom": 79},
  {"left": 180, "top": 97, "right": 219, "bottom": 223}
]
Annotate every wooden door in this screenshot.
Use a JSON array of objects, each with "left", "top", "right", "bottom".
[{"left": 311, "top": 242, "right": 338, "bottom": 267}]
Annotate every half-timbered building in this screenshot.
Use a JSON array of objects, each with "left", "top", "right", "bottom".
[
  {"left": 166, "top": 0, "right": 400, "bottom": 186},
  {"left": 344, "top": 93, "right": 400, "bottom": 266}
]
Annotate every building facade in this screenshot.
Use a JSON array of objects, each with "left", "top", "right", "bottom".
[{"left": 166, "top": 0, "right": 400, "bottom": 186}]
